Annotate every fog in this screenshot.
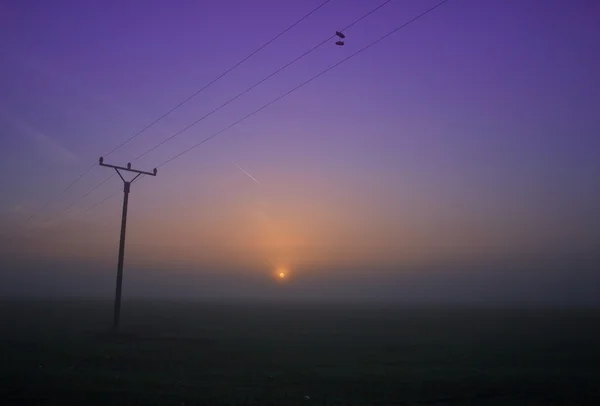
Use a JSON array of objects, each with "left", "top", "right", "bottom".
[{"left": 2, "top": 253, "right": 598, "bottom": 307}]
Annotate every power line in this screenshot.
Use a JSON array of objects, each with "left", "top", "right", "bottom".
[
  {"left": 158, "top": 0, "right": 450, "bottom": 168},
  {"left": 8, "top": 186, "right": 121, "bottom": 243},
  {"left": 53, "top": 189, "right": 121, "bottom": 230},
  {"left": 82, "top": 173, "right": 116, "bottom": 199},
  {"left": 49, "top": 169, "right": 146, "bottom": 224},
  {"left": 37, "top": 186, "right": 120, "bottom": 233},
  {"left": 132, "top": 0, "right": 393, "bottom": 162},
  {"left": 26, "top": 163, "right": 96, "bottom": 222},
  {"left": 82, "top": 190, "right": 120, "bottom": 214},
  {"left": 104, "top": 0, "right": 333, "bottom": 158},
  {"left": 24, "top": 0, "right": 332, "bottom": 225},
  {"left": 48, "top": 173, "right": 116, "bottom": 221},
  {"left": 44, "top": 0, "right": 393, "bottom": 224},
  {"left": 51, "top": 0, "right": 451, "bottom": 221},
  {"left": 46, "top": 162, "right": 145, "bottom": 222}
]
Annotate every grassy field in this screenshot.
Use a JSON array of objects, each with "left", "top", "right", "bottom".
[{"left": 1, "top": 299, "right": 599, "bottom": 405}]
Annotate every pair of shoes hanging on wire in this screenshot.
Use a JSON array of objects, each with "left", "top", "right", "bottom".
[{"left": 335, "top": 31, "right": 345, "bottom": 46}]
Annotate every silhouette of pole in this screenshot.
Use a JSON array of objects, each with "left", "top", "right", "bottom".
[
  {"left": 114, "top": 181, "right": 129, "bottom": 332},
  {"left": 99, "top": 157, "right": 157, "bottom": 333}
]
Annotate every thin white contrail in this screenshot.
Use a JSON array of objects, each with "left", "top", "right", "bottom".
[{"left": 233, "top": 161, "right": 260, "bottom": 184}]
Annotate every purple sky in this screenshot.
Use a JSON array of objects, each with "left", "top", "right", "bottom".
[{"left": 1, "top": 0, "right": 599, "bottom": 303}]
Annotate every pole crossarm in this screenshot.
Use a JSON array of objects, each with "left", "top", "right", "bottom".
[{"left": 99, "top": 157, "right": 157, "bottom": 177}]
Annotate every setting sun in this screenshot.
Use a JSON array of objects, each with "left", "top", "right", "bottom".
[{"left": 274, "top": 267, "right": 289, "bottom": 281}]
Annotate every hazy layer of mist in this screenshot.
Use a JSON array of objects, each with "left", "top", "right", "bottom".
[{"left": 2, "top": 254, "right": 598, "bottom": 307}]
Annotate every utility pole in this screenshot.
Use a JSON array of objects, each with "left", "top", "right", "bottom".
[{"left": 99, "top": 157, "right": 157, "bottom": 333}]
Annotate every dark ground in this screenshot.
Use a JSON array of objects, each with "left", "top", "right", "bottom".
[{"left": 1, "top": 299, "right": 599, "bottom": 405}]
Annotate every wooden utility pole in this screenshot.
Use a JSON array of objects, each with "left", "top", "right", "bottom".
[{"left": 99, "top": 157, "right": 157, "bottom": 333}]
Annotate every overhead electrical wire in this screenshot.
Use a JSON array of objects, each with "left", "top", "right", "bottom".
[
  {"left": 104, "top": 0, "right": 334, "bottom": 157},
  {"left": 45, "top": 0, "right": 395, "bottom": 224},
  {"left": 157, "top": 0, "right": 450, "bottom": 168},
  {"left": 24, "top": 0, "right": 333, "bottom": 224},
  {"left": 132, "top": 0, "right": 394, "bottom": 162},
  {"left": 81, "top": 190, "right": 121, "bottom": 215},
  {"left": 57, "top": 0, "right": 451, "bottom": 222},
  {"left": 51, "top": 173, "right": 117, "bottom": 219}
]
